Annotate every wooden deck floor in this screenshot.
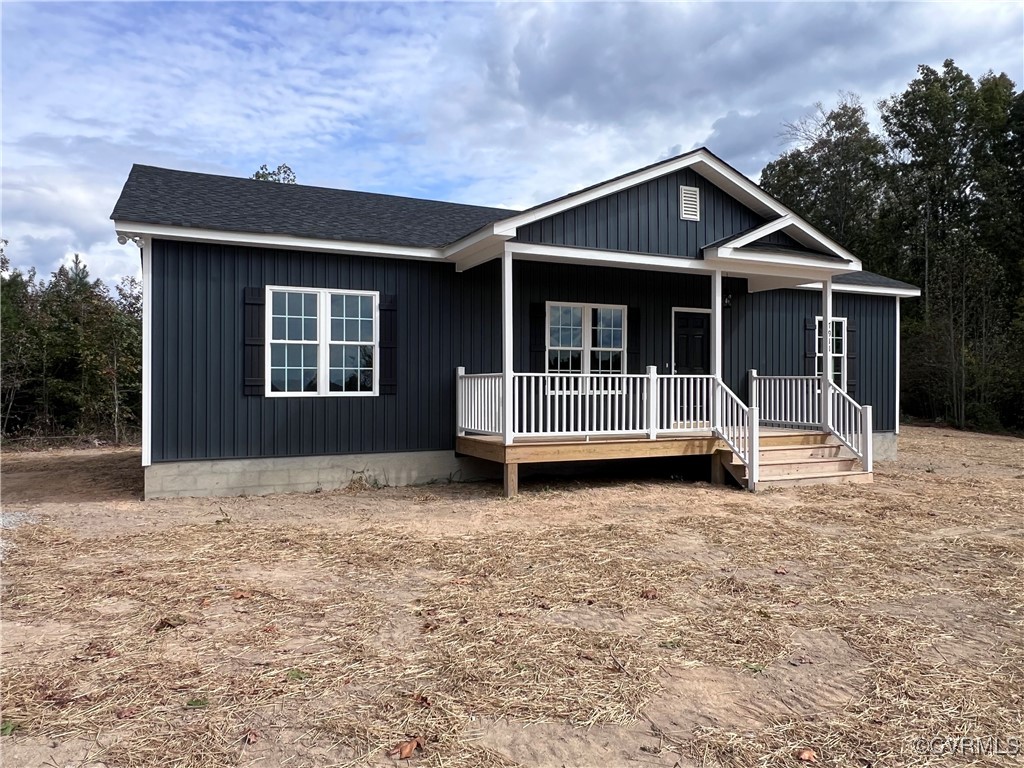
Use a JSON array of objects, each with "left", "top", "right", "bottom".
[{"left": 456, "top": 429, "right": 829, "bottom": 496}]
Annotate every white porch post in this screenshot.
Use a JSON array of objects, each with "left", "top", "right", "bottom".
[
  {"left": 711, "top": 270, "right": 723, "bottom": 430},
  {"left": 501, "top": 247, "right": 514, "bottom": 445},
  {"left": 711, "top": 270, "right": 723, "bottom": 378},
  {"left": 821, "top": 277, "right": 833, "bottom": 433}
]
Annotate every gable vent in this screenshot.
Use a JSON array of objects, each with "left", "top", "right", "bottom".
[{"left": 679, "top": 185, "right": 700, "bottom": 221}]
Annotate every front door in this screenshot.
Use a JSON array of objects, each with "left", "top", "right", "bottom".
[{"left": 673, "top": 311, "right": 710, "bottom": 374}]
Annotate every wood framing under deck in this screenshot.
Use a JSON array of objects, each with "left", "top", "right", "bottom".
[{"left": 456, "top": 430, "right": 836, "bottom": 497}]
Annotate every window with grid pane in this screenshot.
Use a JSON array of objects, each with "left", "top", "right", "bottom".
[
  {"left": 815, "top": 316, "right": 846, "bottom": 389},
  {"left": 270, "top": 291, "right": 319, "bottom": 393},
  {"left": 329, "top": 294, "right": 375, "bottom": 392},
  {"left": 266, "top": 287, "right": 378, "bottom": 397},
  {"left": 546, "top": 303, "right": 626, "bottom": 375}
]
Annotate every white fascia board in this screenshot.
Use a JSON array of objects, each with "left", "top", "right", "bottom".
[
  {"left": 491, "top": 149, "right": 789, "bottom": 235},
  {"left": 708, "top": 246, "right": 860, "bottom": 273},
  {"left": 509, "top": 241, "right": 714, "bottom": 274},
  {"left": 722, "top": 216, "right": 794, "bottom": 249},
  {"left": 442, "top": 224, "right": 512, "bottom": 259},
  {"left": 113, "top": 221, "right": 444, "bottom": 261},
  {"left": 798, "top": 281, "right": 921, "bottom": 298}
]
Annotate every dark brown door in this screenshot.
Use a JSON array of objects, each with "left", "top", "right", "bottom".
[{"left": 673, "top": 312, "right": 710, "bottom": 374}]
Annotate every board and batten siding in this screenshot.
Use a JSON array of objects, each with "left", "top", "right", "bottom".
[
  {"left": 151, "top": 240, "right": 897, "bottom": 463},
  {"left": 515, "top": 168, "right": 806, "bottom": 258},
  {"left": 150, "top": 239, "right": 501, "bottom": 462},
  {"left": 722, "top": 279, "right": 898, "bottom": 432},
  {"left": 512, "top": 261, "right": 710, "bottom": 375}
]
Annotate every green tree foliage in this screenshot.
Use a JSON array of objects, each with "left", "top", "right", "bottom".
[
  {"left": 761, "top": 60, "right": 1023, "bottom": 430},
  {"left": 251, "top": 163, "right": 297, "bottom": 184},
  {"left": 0, "top": 251, "right": 142, "bottom": 442}
]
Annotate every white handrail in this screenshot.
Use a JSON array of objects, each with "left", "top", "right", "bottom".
[
  {"left": 455, "top": 369, "right": 759, "bottom": 489},
  {"left": 749, "top": 370, "right": 820, "bottom": 428},
  {"left": 713, "top": 378, "right": 758, "bottom": 489},
  {"left": 829, "top": 381, "right": 873, "bottom": 472},
  {"left": 455, "top": 369, "right": 503, "bottom": 436}
]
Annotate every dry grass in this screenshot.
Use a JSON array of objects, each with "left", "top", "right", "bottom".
[{"left": 2, "top": 425, "right": 1022, "bottom": 767}]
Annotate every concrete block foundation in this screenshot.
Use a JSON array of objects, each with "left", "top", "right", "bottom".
[{"left": 145, "top": 450, "right": 496, "bottom": 499}]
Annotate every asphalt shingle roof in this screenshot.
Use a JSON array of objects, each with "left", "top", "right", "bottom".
[
  {"left": 833, "top": 270, "right": 919, "bottom": 291},
  {"left": 110, "top": 165, "right": 517, "bottom": 249}
]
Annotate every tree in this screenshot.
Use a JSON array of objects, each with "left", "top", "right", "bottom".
[
  {"left": 251, "top": 163, "right": 297, "bottom": 184},
  {"left": 760, "top": 60, "right": 1023, "bottom": 431},
  {"left": 760, "top": 95, "right": 886, "bottom": 263}
]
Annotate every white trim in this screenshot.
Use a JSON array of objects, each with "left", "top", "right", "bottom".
[
  {"left": 545, "top": 301, "right": 628, "bottom": 375},
  {"left": 671, "top": 306, "right": 713, "bottom": 376},
  {"left": 264, "top": 285, "right": 380, "bottom": 397},
  {"left": 820, "top": 280, "right": 833, "bottom": 431},
  {"left": 716, "top": 214, "right": 859, "bottom": 264},
  {"left": 140, "top": 237, "right": 152, "bottom": 467},
  {"left": 711, "top": 271, "right": 723, "bottom": 378},
  {"left": 815, "top": 315, "right": 848, "bottom": 390},
  {"left": 490, "top": 149, "right": 788, "bottom": 235},
  {"left": 114, "top": 221, "right": 443, "bottom": 261},
  {"left": 798, "top": 281, "right": 921, "bottom": 298},
  {"left": 501, "top": 248, "right": 514, "bottom": 445},
  {"left": 895, "top": 299, "right": 901, "bottom": 435},
  {"left": 708, "top": 246, "right": 860, "bottom": 272},
  {"left": 508, "top": 241, "right": 846, "bottom": 282}
]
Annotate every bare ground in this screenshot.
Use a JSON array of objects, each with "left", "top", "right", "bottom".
[{"left": 1, "top": 426, "right": 1022, "bottom": 767}]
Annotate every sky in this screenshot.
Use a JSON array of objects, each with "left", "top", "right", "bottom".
[{"left": 2, "top": 1, "right": 1022, "bottom": 285}]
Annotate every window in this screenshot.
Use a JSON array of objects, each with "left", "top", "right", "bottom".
[
  {"left": 679, "top": 185, "right": 700, "bottom": 221},
  {"left": 815, "top": 316, "right": 846, "bottom": 389},
  {"left": 267, "top": 287, "right": 378, "bottom": 396},
  {"left": 546, "top": 302, "right": 626, "bottom": 375}
]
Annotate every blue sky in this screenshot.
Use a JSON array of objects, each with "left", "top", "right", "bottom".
[{"left": 3, "top": 1, "right": 1022, "bottom": 284}]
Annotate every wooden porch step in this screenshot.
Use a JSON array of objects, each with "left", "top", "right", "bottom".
[
  {"left": 758, "top": 457, "right": 859, "bottom": 477},
  {"left": 756, "top": 470, "right": 873, "bottom": 489},
  {"left": 755, "top": 444, "right": 845, "bottom": 460},
  {"left": 758, "top": 431, "right": 832, "bottom": 447}
]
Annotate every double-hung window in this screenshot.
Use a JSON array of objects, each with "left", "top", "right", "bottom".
[
  {"left": 815, "top": 316, "right": 847, "bottom": 389},
  {"left": 546, "top": 302, "right": 626, "bottom": 375},
  {"left": 267, "top": 286, "right": 379, "bottom": 396}
]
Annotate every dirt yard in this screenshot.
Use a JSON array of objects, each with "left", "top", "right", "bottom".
[{"left": 1, "top": 426, "right": 1021, "bottom": 767}]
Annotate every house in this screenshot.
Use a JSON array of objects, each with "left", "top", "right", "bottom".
[{"left": 110, "top": 148, "right": 919, "bottom": 499}]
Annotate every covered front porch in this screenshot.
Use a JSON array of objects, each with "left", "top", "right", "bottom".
[{"left": 451, "top": 242, "right": 874, "bottom": 496}]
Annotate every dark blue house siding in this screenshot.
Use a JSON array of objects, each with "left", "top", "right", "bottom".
[
  {"left": 515, "top": 168, "right": 767, "bottom": 258},
  {"left": 512, "top": 261, "right": 710, "bottom": 375},
  {"left": 152, "top": 240, "right": 897, "bottom": 462},
  {"left": 723, "top": 279, "right": 897, "bottom": 432},
  {"left": 150, "top": 239, "right": 501, "bottom": 462}
]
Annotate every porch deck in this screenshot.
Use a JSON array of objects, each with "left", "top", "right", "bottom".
[{"left": 456, "top": 428, "right": 837, "bottom": 496}]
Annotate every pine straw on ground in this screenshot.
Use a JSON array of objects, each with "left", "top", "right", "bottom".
[{"left": 2, "top": 429, "right": 1023, "bottom": 767}]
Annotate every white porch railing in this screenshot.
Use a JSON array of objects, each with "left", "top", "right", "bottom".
[
  {"left": 455, "top": 371, "right": 503, "bottom": 436},
  {"left": 829, "top": 381, "right": 873, "bottom": 472},
  {"left": 455, "top": 368, "right": 759, "bottom": 489},
  {"left": 749, "top": 373, "right": 820, "bottom": 428},
  {"left": 748, "top": 370, "right": 873, "bottom": 472}
]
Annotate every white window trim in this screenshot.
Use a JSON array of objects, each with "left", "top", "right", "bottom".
[
  {"left": 265, "top": 285, "right": 380, "bottom": 397},
  {"left": 815, "top": 315, "right": 847, "bottom": 390},
  {"left": 544, "top": 300, "right": 627, "bottom": 376},
  {"left": 679, "top": 185, "right": 700, "bottom": 221}
]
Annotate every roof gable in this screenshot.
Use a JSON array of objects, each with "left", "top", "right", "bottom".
[{"left": 514, "top": 166, "right": 770, "bottom": 259}]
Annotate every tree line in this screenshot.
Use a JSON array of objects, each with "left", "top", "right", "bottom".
[
  {"left": 760, "top": 59, "right": 1023, "bottom": 431},
  {"left": 1, "top": 246, "right": 142, "bottom": 443}
]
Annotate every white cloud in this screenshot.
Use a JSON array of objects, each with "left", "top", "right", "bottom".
[{"left": 2, "top": 1, "right": 1021, "bottom": 283}]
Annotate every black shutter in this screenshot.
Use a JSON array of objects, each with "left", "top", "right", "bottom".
[
  {"left": 845, "top": 319, "right": 858, "bottom": 399},
  {"left": 379, "top": 294, "right": 398, "bottom": 395},
  {"left": 529, "top": 302, "right": 546, "bottom": 373},
  {"left": 627, "top": 307, "right": 642, "bottom": 374},
  {"left": 803, "top": 316, "right": 817, "bottom": 376},
  {"left": 243, "top": 287, "right": 265, "bottom": 395}
]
